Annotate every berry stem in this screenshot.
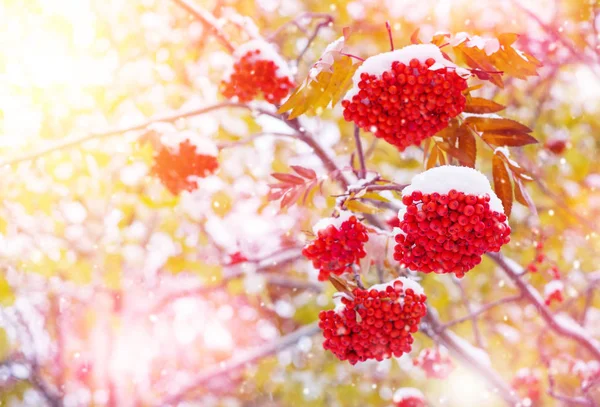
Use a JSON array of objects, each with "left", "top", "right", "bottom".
[
  {"left": 353, "top": 125, "right": 367, "bottom": 179},
  {"left": 353, "top": 266, "right": 365, "bottom": 289},
  {"left": 385, "top": 21, "right": 395, "bottom": 51},
  {"left": 340, "top": 52, "right": 365, "bottom": 62}
]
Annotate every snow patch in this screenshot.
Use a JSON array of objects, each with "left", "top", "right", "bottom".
[
  {"left": 447, "top": 331, "right": 491, "bottom": 367},
  {"left": 344, "top": 44, "right": 470, "bottom": 101},
  {"left": 402, "top": 165, "right": 505, "bottom": 214},
  {"left": 369, "top": 276, "right": 424, "bottom": 296},
  {"left": 333, "top": 292, "right": 353, "bottom": 314},
  {"left": 312, "top": 210, "right": 353, "bottom": 234},
  {"left": 225, "top": 39, "right": 292, "bottom": 81},
  {"left": 309, "top": 36, "right": 346, "bottom": 80},
  {"left": 159, "top": 129, "right": 218, "bottom": 156},
  {"left": 393, "top": 387, "right": 425, "bottom": 403},
  {"left": 544, "top": 280, "right": 564, "bottom": 297}
]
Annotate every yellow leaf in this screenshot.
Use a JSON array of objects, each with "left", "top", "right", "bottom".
[
  {"left": 278, "top": 57, "right": 360, "bottom": 119},
  {"left": 345, "top": 200, "right": 383, "bottom": 214},
  {"left": 0, "top": 276, "right": 15, "bottom": 307}
]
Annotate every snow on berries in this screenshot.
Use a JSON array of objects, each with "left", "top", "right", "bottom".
[
  {"left": 393, "top": 388, "right": 427, "bottom": 407},
  {"left": 544, "top": 279, "right": 564, "bottom": 305},
  {"left": 153, "top": 131, "right": 219, "bottom": 194},
  {"left": 393, "top": 165, "right": 511, "bottom": 277},
  {"left": 221, "top": 40, "right": 295, "bottom": 104},
  {"left": 413, "top": 347, "right": 454, "bottom": 379},
  {"left": 302, "top": 212, "right": 369, "bottom": 281},
  {"left": 318, "top": 277, "right": 427, "bottom": 365},
  {"left": 341, "top": 44, "right": 469, "bottom": 151}
]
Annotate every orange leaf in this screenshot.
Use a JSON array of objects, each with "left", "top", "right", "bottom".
[
  {"left": 291, "top": 165, "right": 317, "bottom": 180},
  {"left": 464, "top": 98, "right": 506, "bottom": 114},
  {"left": 437, "top": 141, "right": 471, "bottom": 166},
  {"left": 410, "top": 28, "right": 421, "bottom": 44},
  {"left": 329, "top": 275, "right": 353, "bottom": 297},
  {"left": 464, "top": 116, "right": 532, "bottom": 134},
  {"left": 426, "top": 144, "right": 438, "bottom": 169},
  {"left": 457, "top": 125, "right": 477, "bottom": 167},
  {"left": 493, "top": 154, "right": 513, "bottom": 217},
  {"left": 481, "top": 132, "right": 538, "bottom": 147}
]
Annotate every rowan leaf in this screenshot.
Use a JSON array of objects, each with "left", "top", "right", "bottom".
[
  {"left": 493, "top": 153, "right": 513, "bottom": 217},
  {"left": 457, "top": 125, "right": 477, "bottom": 167},
  {"left": 464, "top": 116, "right": 532, "bottom": 134},
  {"left": 481, "top": 132, "right": 539, "bottom": 147},
  {"left": 514, "top": 177, "right": 528, "bottom": 206},
  {"left": 329, "top": 276, "right": 353, "bottom": 297},
  {"left": 271, "top": 173, "right": 304, "bottom": 184},
  {"left": 410, "top": 28, "right": 421, "bottom": 44},
  {"left": 464, "top": 97, "right": 506, "bottom": 114},
  {"left": 291, "top": 165, "right": 317, "bottom": 180},
  {"left": 345, "top": 200, "right": 383, "bottom": 215},
  {"left": 280, "top": 186, "right": 304, "bottom": 209},
  {"left": 426, "top": 144, "right": 439, "bottom": 169},
  {"left": 278, "top": 55, "right": 360, "bottom": 119},
  {"left": 437, "top": 141, "right": 472, "bottom": 166}
]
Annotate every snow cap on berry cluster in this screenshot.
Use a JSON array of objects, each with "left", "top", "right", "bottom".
[
  {"left": 312, "top": 210, "right": 354, "bottom": 234},
  {"left": 369, "top": 276, "right": 424, "bottom": 297},
  {"left": 226, "top": 39, "right": 293, "bottom": 80},
  {"left": 393, "top": 387, "right": 426, "bottom": 404},
  {"left": 401, "top": 165, "right": 506, "bottom": 215},
  {"left": 344, "top": 44, "right": 470, "bottom": 101},
  {"left": 159, "top": 129, "right": 218, "bottom": 157}
]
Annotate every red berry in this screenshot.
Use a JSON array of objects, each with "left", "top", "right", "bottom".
[
  {"left": 221, "top": 48, "right": 295, "bottom": 104},
  {"left": 342, "top": 46, "right": 467, "bottom": 151},
  {"left": 393, "top": 388, "right": 427, "bottom": 407},
  {"left": 511, "top": 369, "right": 541, "bottom": 403},
  {"left": 319, "top": 278, "right": 427, "bottom": 364},
  {"left": 153, "top": 139, "right": 218, "bottom": 194},
  {"left": 394, "top": 189, "right": 510, "bottom": 277},
  {"left": 303, "top": 215, "right": 369, "bottom": 281},
  {"left": 413, "top": 347, "right": 454, "bottom": 379}
]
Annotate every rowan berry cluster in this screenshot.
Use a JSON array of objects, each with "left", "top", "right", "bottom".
[
  {"left": 153, "top": 140, "right": 219, "bottom": 195},
  {"left": 413, "top": 347, "right": 454, "bottom": 379},
  {"left": 221, "top": 49, "right": 295, "bottom": 104},
  {"left": 302, "top": 215, "right": 369, "bottom": 281},
  {"left": 393, "top": 190, "right": 510, "bottom": 277},
  {"left": 319, "top": 279, "right": 427, "bottom": 365},
  {"left": 393, "top": 388, "right": 427, "bottom": 407},
  {"left": 511, "top": 369, "right": 542, "bottom": 404},
  {"left": 342, "top": 57, "right": 467, "bottom": 151}
]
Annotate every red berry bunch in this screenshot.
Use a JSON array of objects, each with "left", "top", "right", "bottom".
[
  {"left": 393, "top": 388, "right": 427, "bottom": 407},
  {"left": 413, "top": 347, "right": 454, "bottom": 379},
  {"left": 511, "top": 369, "right": 542, "bottom": 404},
  {"left": 342, "top": 46, "right": 467, "bottom": 151},
  {"left": 221, "top": 49, "right": 294, "bottom": 104},
  {"left": 544, "top": 280, "right": 564, "bottom": 306},
  {"left": 318, "top": 278, "right": 427, "bottom": 365},
  {"left": 393, "top": 189, "right": 510, "bottom": 277},
  {"left": 153, "top": 140, "right": 218, "bottom": 195},
  {"left": 303, "top": 215, "right": 369, "bottom": 281}
]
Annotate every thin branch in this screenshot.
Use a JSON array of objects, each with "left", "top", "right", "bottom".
[
  {"left": 454, "top": 279, "right": 485, "bottom": 349},
  {"left": 159, "top": 322, "right": 320, "bottom": 406},
  {"left": 268, "top": 12, "right": 332, "bottom": 42},
  {"left": 425, "top": 311, "right": 522, "bottom": 406},
  {"left": 443, "top": 294, "right": 523, "bottom": 328},
  {"left": 548, "top": 374, "right": 594, "bottom": 406},
  {"left": 385, "top": 21, "right": 395, "bottom": 51},
  {"left": 353, "top": 125, "right": 367, "bottom": 179},
  {"left": 0, "top": 102, "right": 280, "bottom": 167},
  {"left": 295, "top": 15, "right": 334, "bottom": 65},
  {"left": 171, "top": 0, "right": 235, "bottom": 53},
  {"left": 488, "top": 252, "right": 600, "bottom": 361}
]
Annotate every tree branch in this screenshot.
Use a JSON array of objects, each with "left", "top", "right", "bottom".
[
  {"left": 159, "top": 322, "right": 320, "bottom": 405},
  {"left": 353, "top": 125, "right": 367, "bottom": 179},
  {"left": 488, "top": 252, "right": 600, "bottom": 361},
  {"left": 443, "top": 294, "right": 523, "bottom": 328},
  {"left": 171, "top": 0, "right": 235, "bottom": 53}
]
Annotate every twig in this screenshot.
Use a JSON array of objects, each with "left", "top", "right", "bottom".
[
  {"left": 548, "top": 374, "right": 594, "bottom": 406},
  {"left": 268, "top": 12, "right": 332, "bottom": 41},
  {"left": 295, "top": 15, "right": 334, "bottom": 65},
  {"left": 442, "top": 294, "right": 523, "bottom": 328},
  {"left": 385, "top": 21, "right": 394, "bottom": 51},
  {"left": 159, "top": 322, "right": 320, "bottom": 405},
  {"left": 353, "top": 125, "right": 367, "bottom": 179},
  {"left": 454, "top": 279, "right": 485, "bottom": 349},
  {"left": 170, "top": 0, "right": 235, "bottom": 53},
  {"left": 488, "top": 252, "right": 600, "bottom": 361},
  {"left": 0, "top": 102, "right": 280, "bottom": 167}
]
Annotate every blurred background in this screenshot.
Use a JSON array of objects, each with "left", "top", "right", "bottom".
[{"left": 0, "top": 0, "right": 599, "bottom": 406}]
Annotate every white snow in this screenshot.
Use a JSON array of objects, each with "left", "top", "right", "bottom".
[
  {"left": 332, "top": 292, "right": 353, "bottom": 313},
  {"left": 544, "top": 280, "right": 564, "bottom": 297},
  {"left": 393, "top": 387, "right": 425, "bottom": 403},
  {"left": 344, "top": 44, "right": 470, "bottom": 101},
  {"left": 462, "top": 112, "right": 504, "bottom": 120},
  {"left": 312, "top": 210, "right": 353, "bottom": 234},
  {"left": 225, "top": 39, "right": 293, "bottom": 80},
  {"left": 447, "top": 331, "right": 491, "bottom": 367},
  {"left": 159, "top": 129, "right": 218, "bottom": 156},
  {"left": 369, "top": 276, "right": 424, "bottom": 296},
  {"left": 402, "top": 165, "right": 505, "bottom": 214},
  {"left": 309, "top": 36, "right": 346, "bottom": 80}
]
